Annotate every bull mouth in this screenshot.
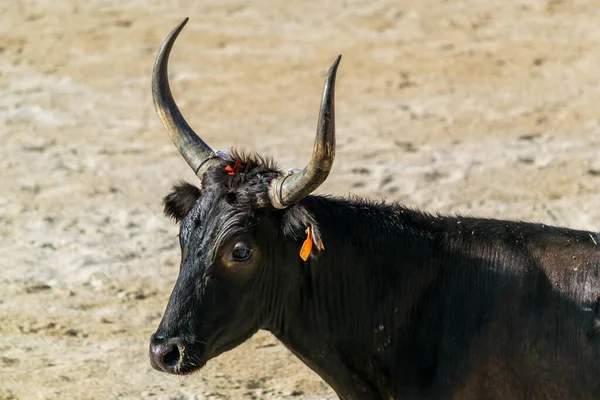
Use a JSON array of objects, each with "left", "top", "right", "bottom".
[
  {"left": 172, "top": 353, "right": 209, "bottom": 376},
  {"left": 181, "top": 325, "right": 260, "bottom": 374},
  {"left": 179, "top": 340, "right": 243, "bottom": 375},
  {"left": 152, "top": 338, "right": 242, "bottom": 376}
]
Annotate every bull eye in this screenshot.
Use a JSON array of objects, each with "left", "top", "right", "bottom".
[{"left": 231, "top": 243, "right": 252, "bottom": 262}]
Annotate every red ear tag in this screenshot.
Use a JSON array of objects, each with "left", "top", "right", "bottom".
[
  {"left": 300, "top": 227, "right": 313, "bottom": 261},
  {"left": 225, "top": 159, "right": 242, "bottom": 175}
]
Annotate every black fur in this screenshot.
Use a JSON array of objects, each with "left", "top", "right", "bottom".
[{"left": 152, "top": 151, "right": 600, "bottom": 400}]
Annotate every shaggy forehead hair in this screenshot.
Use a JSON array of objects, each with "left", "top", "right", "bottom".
[
  {"left": 202, "top": 151, "right": 282, "bottom": 209},
  {"left": 163, "top": 150, "right": 281, "bottom": 222},
  {"left": 162, "top": 150, "right": 323, "bottom": 257}
]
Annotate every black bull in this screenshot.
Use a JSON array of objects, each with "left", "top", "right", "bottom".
[{"left": 148, "top": 19, "right": 600, "bottom": 400}]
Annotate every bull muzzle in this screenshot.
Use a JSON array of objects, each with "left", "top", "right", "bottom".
[{"left": 149, "top": 333, "right": 187, "bottom": 374}]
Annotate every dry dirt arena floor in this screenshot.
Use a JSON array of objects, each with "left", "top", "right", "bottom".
[{"left": 2, "top": 0, "right": 600, "bottom": 399}]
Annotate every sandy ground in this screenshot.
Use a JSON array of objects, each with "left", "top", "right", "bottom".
[{"left": 1, "top": 0, "right": 600, "bottom": 399}]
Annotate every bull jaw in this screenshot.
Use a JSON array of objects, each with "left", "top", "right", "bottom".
[{"left": 172, "top": 357, "right": 209, "bottom": 376}]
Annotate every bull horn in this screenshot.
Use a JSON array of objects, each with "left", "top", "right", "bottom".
[
  {"left": 269, "top": 55, "right": 341, "bottom": 209},
  {"left": 152, "top": 18, "right": 219, "bottom": 178}
]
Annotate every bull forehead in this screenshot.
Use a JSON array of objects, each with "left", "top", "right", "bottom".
[
  {"left": 175, "top": 156, "right": 285, "bottom": 251},
  {"left": 200, "top": 155, "right": 282, "bottom": 204},
  {"left": 181, "top": 191, "right": 227, "bottom": 236},
  {"left": 179, "top": 188, "right": 256, "bottom": 256}
]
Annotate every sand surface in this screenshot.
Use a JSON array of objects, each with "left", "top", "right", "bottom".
[{"left": 2, "top": 0, "right": 600, "bottom": 399}]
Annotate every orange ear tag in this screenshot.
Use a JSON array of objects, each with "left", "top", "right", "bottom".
[
  {"left": 299, "top": 227, "right": 313, "bottom": 261},
  {"left": 225, "top": 159, "right": 242, "bottom": 175}
]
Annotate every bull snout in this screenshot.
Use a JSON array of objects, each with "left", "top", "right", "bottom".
[{"left": 149, "top": 334, "right": 185, "bottom": 373}]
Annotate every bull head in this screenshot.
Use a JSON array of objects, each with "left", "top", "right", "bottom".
[{"left": 149, "top": 18, "right": 340, "bottom": 374}]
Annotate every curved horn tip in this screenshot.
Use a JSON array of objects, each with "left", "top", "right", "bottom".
[
  {"left": 167, "top": 17, "right": 189, "bottom": 40},
  {"left": 153, "top": 18, "right": 190, "bottom": 68},
  {"left": 332, "top": 54, "right": 342, "bottom": 68},
  {"left": 158, "top": 18, "right": 189, "bottom": 50},
  {"left": 176, "top": 17, "right": 189, "bottom": 30},
  {"left": 326, "top": 55, "right": 342, "bottom": 78},
  {"left": 324, "top": 55, "right": 341, "bottom": 93}
]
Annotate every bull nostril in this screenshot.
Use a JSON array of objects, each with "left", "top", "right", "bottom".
[
  {"left": 162, "top": 344, "right": 181, "bottom": 368},
  {"left": 149, "top": 335, "right": 186, "bottom": 373}
]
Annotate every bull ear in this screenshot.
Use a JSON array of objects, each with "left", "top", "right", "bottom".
[
  {"left": 281, "top": 205, "right": 324, "bottom": 260},
  {"left": 163, "top": 182, "right": 202, "bottom": 222}
]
